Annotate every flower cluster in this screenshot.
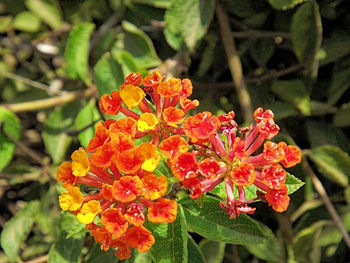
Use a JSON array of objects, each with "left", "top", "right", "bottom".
[{"left": 57, "top": 72, "right": 301, "bottom": 259}]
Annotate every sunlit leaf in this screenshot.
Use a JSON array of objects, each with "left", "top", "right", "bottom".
[
  {"left": 94, "top": 52, "right": 124, "bottom": 95},
  {"left": 12, "top": 11, "right": 41, "bottom": 32},
  {"left": 25, "top": 0, "right": 62, "bottom": 29},
  {"left": 268, "top": 0, "right": 306, "bottom": 10},
  {"left": 146, "top": 205, "right": 188, "bottom": 263},
  {"left": 164, "top": 0, "right": 215, "bottom": 51},
  {"left": 65, "top": 23, "right": 95, "bottom": 84}
]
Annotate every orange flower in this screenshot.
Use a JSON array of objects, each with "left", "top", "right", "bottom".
[
  {"left": 137, "top": 113, "right": 159, "bottom": 132},
  {"left": 142, "top": 71, "right": 164, "bottom": 89},
  {"left": 142, "top": 174, "right": 168, "bottom": 200},
  {"left": 101, "top": 208, "right": 128, "bottom": 239},
  {"left": 261, "top": 164, "right": 286, "bottom": 189},
  {"left": 157, "top": 78, "right": 182, "bottom": 98},
  {"left": 231, "top": 137, "right": 247, "bottom": 161},
  {"left": 112, "top": 176, "right": 144, "bottom": 202},
  {"left": 159, "top": 135, "right": 188, "bottom": 160},
  {"left": 254, "top": 107, "right": 279, "bottom": 139},
  {"left": 230, "top": 162, "right": 256, "bottom": 187},
  {"left": 124, "top": 202, "right": 145, "bottom": 227},
  {"left": 148, "top": 198, "right": 178, "bottom": 223},
  {"left": 90, "top": 226, "right": 112, "bottom": 251},
  {"left": 124, "top": 226, "right": 155, "bottom": 253},
  {"left": 279, "top": 142, "right": 301, "bottom": 168},
  {"left": 109, "top": 132, "right": 134, "bottom": 153},
  {"left": 57, "top": 162, "right": 75, "bottom": 188},
  {"left": 109, "top": 117, "right": 137, "bottom": 138},
  {"left": 100, "top": 184, "right": 114, "bottom": 202},
  {"left": 263, "top": 141, "right": 285, "bottom": 163},
  {"left": 120, "top": 84, "right": 146, "bottom": 109},
  {"left": 89, "top": 142, "right": 116, "bottom": 168},
  {"left": 265, "top": 184, "right": 290, "bottom": 213},
  {"left": 86, "top": 121, "right": 110, "bottom": 152},
  {"left": 71, "top": 148, "right": 90, "bottom": 177},
  {"left": 115, "top": 148, "right": 143, "bottom": 174},
  {"left": 138, "top": 143, "right": 161, "bottom": 172},
  {"left": 171, "top": 152, "right": 199, "bottom": 181},
  {"left": 59, "top": 186, "right": 83, "bottom": 211},
  {"left": 162, "top": 107, "right": 185, "bottom": 127},
  {"left": 180, "top": 78, "right": 193, "bottom": 97},
  {"left": 179, "top": 98, "right": 199, "bottom": 112},
  {"left": 112, "top": 240, "right": 132, "bottom": 260},
  {"left": 184, "top": 111, "right": 220, "bottom": 143},
  {"left": 77, "top": 200, "right": 101, "bottom": 224},
  {"left": 99, "top": 91, "right": 123, "bottom": 115},
  {"left": 121, "top": 72, "right": 142, "bottom": 88},
  {"left": 199, "top": 158, "right": 222, "bottom": 178}
]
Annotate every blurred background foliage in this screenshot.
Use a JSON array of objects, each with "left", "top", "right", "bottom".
[{"left": 0, "top": 0, "right": 350, "bottom": 262}]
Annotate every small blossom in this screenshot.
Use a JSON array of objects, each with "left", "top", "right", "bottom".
[
  {"left": 71, "top": 148, "right": 90, "bottom": 177},
  {"left": 77, "top": 200, "right": 102, "bottom": 224}
]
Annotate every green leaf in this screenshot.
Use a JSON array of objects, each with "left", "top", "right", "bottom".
[
  {"left": 286, "top": 173, "right": 304, "bottom": 195},
  {"left": 25, "top": 0, "right": 62, "bottom": 29},
  {"left": 268, "top": 0, "right": 306, "bottom": 10},
  {"left": 250, "top": 38, "right": 275, "bottom": 67},
  {"left": 48, "top": 232, "right": 83, "bottom": 263},
  {"left": 12, "top": 11, "right": 41, "bottom": 32},
  {"left": 117, "top": 21, "right": 160, "bottom": 68},
  {"left": 65, "top": 23, "right": 95, "bottom": 84},
  {"left": 293, "top": 221, "right": 325, "bottom": 263},
  {"left": 265, "top": 101, "right": 298, "bottom": 121},
  {"left": 0, "top": 107, "right": 21, "bottom": 172},
  {"left": 244, "top": 222, "right": 281, "bottom": 261},
  {"left": 42, "top": 102, "right": 81, "bottom": 164},
  {"left": 94, "top": 52, "right": 124, "bottom": 95},
  {"left": 333, "top": 104, "right": 350, "bottom": 128},
  {"left": 308, "top": 145, "right": 350, "bottom": 187},
  {"left": 319, "top": 32, "right": 350, "bottom": 66},
  {"left": 327, "top": 69, "right": 350, "bottom": 105},
  {"left": 199, "top": 239, "right": 225, "bottom": 263},
  {"left": 146, "top": 204, "right": 188, "bottom": 263},
  {"left": 291, "top": 1, "right": 322, "bottom": 78},
  {"left": 180, "top": 196, "right": 268, "bottom": 244},
  {"left": 1, "top": 201, "right": 39, "bottom": 262},
  {"left": 188, "top": 235, "right": 206, "bottom": 263},
  {"left": 272, "top": 80, "right": 310, "bottom": 115},
  {"left": 164, "top": 0, "right": 215, "bottom": 51},
  {"left": 85, "top": 244, "right": 119, "bottom": 263},
  {"left": 75, "top": 99, "right": 100, "bottom": 147},
  {"left": 113, "top": 49, "right": 147, "bottom": 77},
  {"left": 60, "top": 212, "right": 87, "bottom": 239}
]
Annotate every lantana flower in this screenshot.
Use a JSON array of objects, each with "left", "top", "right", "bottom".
[{"left": 57, "top": 72, "right": 301, "bottom": 259}]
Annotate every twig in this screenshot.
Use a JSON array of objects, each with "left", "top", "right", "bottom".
[
  {"left": 1, "top": 124, "right": 47, "bottom": 167},
  {"left": 246, "top": 63, "right": 305, "bottom": 84},
  {"left": 4, "top": 72, "right": 60, "bottom": 95},
  {"left": 232, "top": 30, "right": 291, "bottom": 39},
  {"left": 216, "top": 2, "right": 253, "bottom": 122},
  {"left": 24, "top": 254, "right": 49, "bottom": 263},
  {"left": 303, "top": 159, "right": 350, "bottom": 250},
  {"left": 1, "top": 87, "right": 96, "bottom": 113},
  {"left": 194, "top": 63, "right": 304, "bottom": 90},
  {"left": 90, "top": 15, "right": 118, "bottom": 50}
]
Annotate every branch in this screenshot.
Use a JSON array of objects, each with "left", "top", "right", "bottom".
[
  {"left": 216, "top": 2, "right": 253, "bottom": 122},
  {"left": 1, "top": 87, "right": 96, "bottom": 113},
  {"left": 303, "top": 159, "right": 350, "bottom": 250},
  {"left": 232, "top": 30, "right": 291, "bottom": 39}
]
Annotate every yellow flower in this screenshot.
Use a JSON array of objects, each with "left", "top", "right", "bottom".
[
  {"left": 59, "top": 187, "right": 83, "bottom": 211},
  {"left": 71, "top": 148, "right": 90, "bottom": 177},
  {"left": 77, "top": 200, "right": 101, "bottom": 224},
  {"left": 120, "top": 84, "right": 146, "bottom": 109},
  {"left": 137, "top": 113, "right": 159, "bottom": 132}
]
